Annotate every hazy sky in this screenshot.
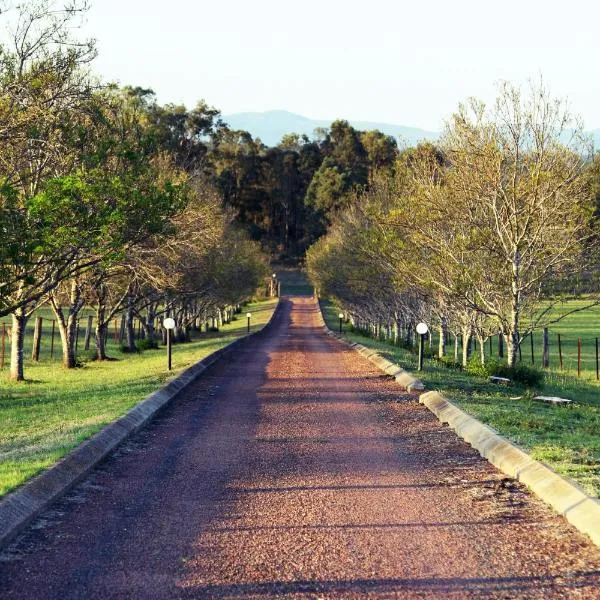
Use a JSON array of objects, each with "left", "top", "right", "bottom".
[{"left": 81, "top": 0, "right": 600, "bottom": 131}]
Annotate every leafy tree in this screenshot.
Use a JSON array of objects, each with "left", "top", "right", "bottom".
[{"left": 361, "top": 130, "right": 398, "bottom": 180}]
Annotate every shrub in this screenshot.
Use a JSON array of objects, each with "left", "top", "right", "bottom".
[
  {"left": 136, "top": 338, "right": 159, "bottom": 351},
  {"left": 465, "top": 356, "right": 543, "bottom": 387},
  {"left": 492, "top": 362, "right": 543, "bottom": 387},
  {"left": 119, "top": 344, "right": 138, "bottom": 354},
  {"left": 440, "top": 356, "right": 462, "bottom": 370},
  {"left": 465, "top": 356, "right": 489, "bottom": 378}
]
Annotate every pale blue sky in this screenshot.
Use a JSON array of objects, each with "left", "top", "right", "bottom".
[{"left": 81, "top": 0, "right": 600, "bottom": 131}]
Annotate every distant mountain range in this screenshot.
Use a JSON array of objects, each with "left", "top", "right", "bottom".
[
  {"left": 222, "top": 110, "right": 439, "bottom": 147},
  {"left": 223, "top": 109, "right": 600, "bottom": 150}
]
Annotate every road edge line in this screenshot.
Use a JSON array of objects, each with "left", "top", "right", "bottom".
[{"left": 0, "top": 299, "right": 282, "bottom": 551}]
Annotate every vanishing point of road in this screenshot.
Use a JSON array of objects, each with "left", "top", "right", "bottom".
[{"left": 2, "top": 296, "right": 600, "bottom": 599}]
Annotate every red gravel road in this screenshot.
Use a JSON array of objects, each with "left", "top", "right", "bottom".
[{"left": 2, "top": 296, "right": 600, "bottom": 599}]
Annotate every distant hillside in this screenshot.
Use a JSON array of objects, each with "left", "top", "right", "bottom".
[
  {"left": 222, "top": 110, "right": 439, "bottom": 147},
  {"left": 223, "top": 110, "right": 600, "bottom": 151}
]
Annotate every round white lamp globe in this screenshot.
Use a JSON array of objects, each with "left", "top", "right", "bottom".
[
  {"left": 416, "top": 322, "right": 429, "bottom": 335},
  {"left": 163, "top": 317, "right": 176, "bottom": 330}
]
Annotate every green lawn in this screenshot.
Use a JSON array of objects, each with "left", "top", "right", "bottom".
[
  {"left": 530, "top": 300, "right": 600, "bottom": 379},
  {"left": 322, "top": 301, "right": 600, "bottom": 498},
  {"left": 0, "top": 298, "right": 277, "bottom": 497}
]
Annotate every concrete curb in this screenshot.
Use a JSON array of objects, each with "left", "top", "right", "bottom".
[
  {"left": 315, "top": 298, "right": 600, "bottom": 547},
  {"left": 317, "top": 308, "right": 424, "bottom": 393},
  {"left": 421, "top": 391, "right": 600, "bottom": 547},
  {"left": 0, "top": 300, "right": 281, "bottom": 550}
]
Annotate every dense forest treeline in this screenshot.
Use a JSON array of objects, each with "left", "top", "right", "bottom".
[{"left": 135, "top": 88, "right": 399, "bottom": 259}]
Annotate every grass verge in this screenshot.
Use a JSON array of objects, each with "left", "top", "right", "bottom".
[
  {"left": 0, "top": 298, "right": 277, "bottom": 498},
  {"left": 322, "top": 301, "right": 600, "bottom": 497}
]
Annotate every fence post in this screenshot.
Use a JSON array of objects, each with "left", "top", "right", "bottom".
[
  {"left": 84, "top": 315, "right": 93, "bottom": 351},
  {"left": 50, "top": 320, "right": 56, "bottom": 359},
  {"left": 530, "top": 333, "right": 535, "bottom": 365},
  {"left": 75, "top": 320, "right": 80, "bottom": 353},
  {"left": 119, "top": 317, "right": 126, "bottom": 344},
  {"left": 596, "top": 338, "right": 599, "bottom": 381},
  {"left": 542, "top": 328, "right": 549, "bottom": 369},
  {"left": 577, "top": 338, "right": 581, "bottom": 377},
  {"left": 31, "top": 316, "right": 43, "bottom": 361},
  {"left": 114, "top": 319, "right": 119, "bottom": 343},
  {"left": 558, "top": 334, "right": 563, "bottom": 370}
]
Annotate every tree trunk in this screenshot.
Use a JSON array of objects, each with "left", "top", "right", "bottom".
[
  {"left": 507, "top": 331, "right": 519, "bottom": 368},
  {"left": 51, "top": 280, "right": 83, "bottom": 369},
  {"left": 94, "top": 283, "right": 110, "bottom": 361},
  {"left": 145, "top": 305, "right": 158, "bottom": 348},
  {"left": 10, "top": 309, "right": 27, "bottom": 381},
  {"left": 478, "top": 334, "right": 486, "bottom": 365},
  {"left": 462, "top": 326, "right": 473, "bottom": 367},
  {"left": 125, "top": 295, "right": 136, "bottom": 352},
  {"left": 508, "top": 253, "right": 521, "bottom": 368},
  {"left": 95, "top": 319, "right": 109, "bottom": 360},
  {"left": 84, "top": 315, "right": 93, "bottom": 351},
  {"left": 438, "top": 318, "right": 447, "bottom": 359},
  {"left": 53, "top": 311, "right": 77, "bottom": 369},
  {"left": 31, "top": 316, "right": 43, "bottom": 361}
]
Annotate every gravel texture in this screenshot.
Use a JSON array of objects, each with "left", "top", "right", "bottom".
[{"left": 1, "top": 296, "right": 600, "bottom": 599}]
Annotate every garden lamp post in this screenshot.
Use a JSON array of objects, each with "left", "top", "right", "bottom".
[
  {"left": 247, "top": 312, "right": 252, "bottom": 334},
  {"left": 416, "top": 322, "right": 429, "bottom": 371},
  {"left": 163, "top": 317, "right": 176, "bottom": 371},
  {"left": 339, "top": 312, "right": 344, "bottom": 334}
]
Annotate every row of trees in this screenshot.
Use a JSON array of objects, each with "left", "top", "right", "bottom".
[
  {"left": 0, "top": 2, "right": 266, "bottom": 380},
  {"left": 308, "top": 82, "right": 600, "bottom": 368}
]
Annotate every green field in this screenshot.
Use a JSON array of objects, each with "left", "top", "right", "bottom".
[
  {"left": 0, "top": 298, "right": 277, "bottom": 498},
  {"left": 322, "top": 301, "right": 600, "bottom": 498}
]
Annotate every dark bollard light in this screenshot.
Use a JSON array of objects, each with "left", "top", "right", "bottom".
[
  {"left": 416, "top": 322, "right": 429, "bottom": 371},
  {"left": 247, "top": 312, "right": 252, "bottom": 334},
  {"left": 163, "top": 317, "right": 176, "bottom": 371},
  {"left": 338, "top": 312, "right": 344, "bottom": 334}
]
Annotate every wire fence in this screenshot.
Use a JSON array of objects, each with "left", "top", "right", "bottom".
[
  {"left": 0, "top": 316, "right": 156, "bottom": 368},
  {"left": 349, "top": 321, "right": 600, "bottom": 381}
]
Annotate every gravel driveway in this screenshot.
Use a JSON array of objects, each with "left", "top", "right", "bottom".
[{"left": 2, "top": 296, "right": 600, "bottom": 599}]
